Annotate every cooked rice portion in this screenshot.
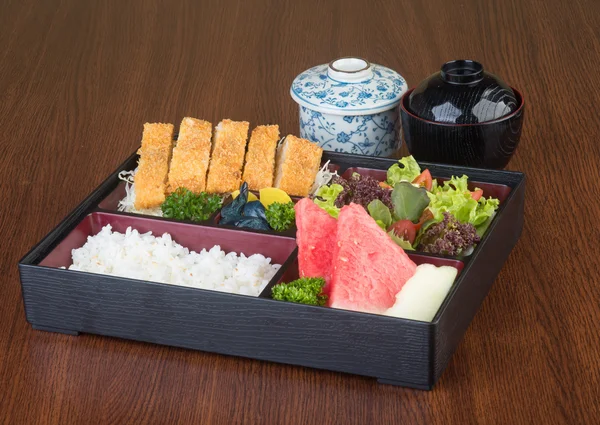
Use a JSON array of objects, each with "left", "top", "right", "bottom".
[{"left": 69, "top": 224, "right": 281, "bottom": 296}]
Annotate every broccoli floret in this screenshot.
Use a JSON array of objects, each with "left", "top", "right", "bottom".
[
  {"left": 265, "top": 202, "right": 295, "bottom": 231},
  {"left": 161, "top": 188, "right": 222, "bottom": 222},
  {"left": 271, "top": 277, "right": 327, "bottom": 306}
]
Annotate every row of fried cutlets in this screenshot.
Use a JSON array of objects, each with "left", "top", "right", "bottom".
[{"left": 134, "top": 118, "right": 323, "bottom": 210}]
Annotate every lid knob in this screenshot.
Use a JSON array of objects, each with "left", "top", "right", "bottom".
[
  {"left": 440, "top": 60, "right": 484, "bottom": 85},
  {"left": 327, "top": 57, "right": 373, "bottom": 83}
]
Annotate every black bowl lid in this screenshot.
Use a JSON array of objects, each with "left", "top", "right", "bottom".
[{"left": 408, "top": 60, "right": 518, "bottom": 124}]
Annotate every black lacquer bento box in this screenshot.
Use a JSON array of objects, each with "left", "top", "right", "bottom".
[{"left": 18, "top": 151, "right": 525, "bottom": 390}]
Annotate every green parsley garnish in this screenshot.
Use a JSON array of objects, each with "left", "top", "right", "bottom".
[
  {"left": 161, "top": 188, "right": 222, "bottom": 222},
  {"left": 272, "top": 277, "right": 327, "bottom": 306},
  {"left": 265, "top": 202, "right": 295, "bottom": 231}
]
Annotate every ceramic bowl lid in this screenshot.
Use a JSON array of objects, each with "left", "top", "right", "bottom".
[
  {"left": 290, "top": 57, "right": 408, "bottom": 116},
  {"left": 407, "top": 60, "right": 518, "bottom": 124}
]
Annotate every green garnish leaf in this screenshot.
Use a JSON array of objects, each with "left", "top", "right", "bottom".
[
  {"left": 474, "top": 212, "right": 497, "bottom": 237},
  {"left": 314, "top": 183, "right": 344, "bottom": 218},
  {"left": 272, "top": 277, "right": 327, "bottom": 306},
  {"left": 387, "top": 230, "right": 415, "bottom": 251},
  {"left": 414, "top": 217, "right": 437, "bottom": 247},
  {"left": 391, "top": 182, "right": 430, "bottom": 222},
  {"left": 386, "top": 155, "right": 421, "bottom": 186},
  {"left": 161, "top": 188, "right": 223, "bottom": 222},
  {"left": 367, "top": 199, "right": 393, "bottom": 228},
  {"left": 265, "top": 202, "right": 296, "bottom": 231}
]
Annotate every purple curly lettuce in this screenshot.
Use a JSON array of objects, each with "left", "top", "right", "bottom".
[
  {"left": 418, "top": 212, "right": 481, "bottom": 256},
  {"left": 332, "top": 174, "right": 393, "bottom": 210}
]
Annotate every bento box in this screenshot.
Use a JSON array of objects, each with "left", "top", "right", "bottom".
[{"left": 18, "top": 151, "right": 525, "bottom": 390}]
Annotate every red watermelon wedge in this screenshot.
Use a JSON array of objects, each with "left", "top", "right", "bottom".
[
  {"left": 294, "top": 198, "right": 338, "bottom": 291},
  {"left": 328, "top": 203, "right": 417, "bottom": 314}
]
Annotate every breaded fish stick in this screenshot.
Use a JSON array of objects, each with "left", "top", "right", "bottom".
[
  {"left": 134, "top": 123, "right": 174, "bottom": 209},
  {"left": 167, "top": 117, "right": 212, "bottom": 194},
  {"left": 205, "top": 119, "right": 250, "bottom": 193},
  {"left": 274, "top": 135, "right": 323, "bottom": 197},
  {"left": 242, "top": 125, "right": 280, "bottom": 190}
]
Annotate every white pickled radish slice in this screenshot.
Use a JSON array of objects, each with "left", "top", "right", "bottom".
[{"left": 384, "top": 264, "right": 458, "bottom": 322}]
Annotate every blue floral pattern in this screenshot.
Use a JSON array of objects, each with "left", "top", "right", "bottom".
[
  {"left": 299, "top": 106, "right": 400, "bottom": 157},
  {"left": 291, "top": 64, "right": 407, "bottom": 112}
]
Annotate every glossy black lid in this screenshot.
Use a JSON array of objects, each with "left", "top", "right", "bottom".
[{"left": 407, "top": 60, "right": 518, "bottom": 124}]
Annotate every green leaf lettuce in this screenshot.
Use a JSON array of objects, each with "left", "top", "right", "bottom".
[
  {"left": 427, "top": 175, "right": 499, "bottom": 228},
  {"left": 367, "top": 199, "right": 393, "bottom": 229},
  {"left": 386, "top": 155, "right": 421, "bottom": 186},
  {"left": 390, "top": 182, "right": 430, "bottom": 222},
  {"left": 388, "top": 230, "right": 415, "bottom": 251},
  {"left": 314, "top": 183, "right": 344, "bottom": 218}
]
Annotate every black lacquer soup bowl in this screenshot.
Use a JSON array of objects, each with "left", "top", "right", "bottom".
[{"left": 401, "top": 60, "right": 525, "bottom": 169}]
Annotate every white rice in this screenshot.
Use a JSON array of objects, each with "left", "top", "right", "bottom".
[{"left": 69, "top": 224, "right": 281, "bottom": 296}]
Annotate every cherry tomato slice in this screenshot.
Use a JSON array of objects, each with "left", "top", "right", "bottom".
[
  {"left": 387, "top": 220, "right": 418, "bottom": 244},
  {"left": 471, "top": 189, "right": 484, "bottom": 201},
  {"left": 415, "top": 208, "right": 434, "bottom": 230},
  {"left": 412, "top": 169, "right": 433, "bottom": 191}
]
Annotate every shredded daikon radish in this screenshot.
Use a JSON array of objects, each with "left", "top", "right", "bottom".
[
  {"left": 309, "top": 160, "right": 338, "bottom": 196},
  {"left": 117, "top": 169, "right": 163, "bottom": 216}
]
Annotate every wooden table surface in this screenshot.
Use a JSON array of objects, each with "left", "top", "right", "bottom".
[{"left": 1, "top": 0, "right": 599, "bottom": 423}]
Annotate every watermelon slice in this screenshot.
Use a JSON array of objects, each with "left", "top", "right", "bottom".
[
  {"left": 329, "top": 203, "right": 417, "bottom": 314},
  {"left": 294, "top": 198, "right": 338, "bottom": 291}
]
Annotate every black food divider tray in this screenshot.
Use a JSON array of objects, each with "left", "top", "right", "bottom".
[{"left": 18, "top": 151, "right": 525, "bottom": 390}]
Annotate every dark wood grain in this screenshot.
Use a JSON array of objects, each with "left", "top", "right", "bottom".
[{"left": 1, "top": 0, "right": 599, "bottom": 423}]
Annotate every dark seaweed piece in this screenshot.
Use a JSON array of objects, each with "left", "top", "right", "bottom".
[
  {"left": 243, "top": 201, "right": 267, "bottom": 221},
  {"left": 234, "top": 217, "right": 272, "bottom": 231},
  {"left": 220, "top": 182, "right": 248, "bottom": 225}
]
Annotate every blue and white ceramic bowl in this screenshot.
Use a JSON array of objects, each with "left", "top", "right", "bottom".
[{"left": 291, "top": 57, "right": 408, "bottom": 157}]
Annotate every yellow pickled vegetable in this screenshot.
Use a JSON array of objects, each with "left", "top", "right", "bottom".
[
  {"left": 259, "top": 187, "right": 292, "bottom": 208},
  {"left": 231, "top": 190, "right": 258, "bottom": 202}
]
